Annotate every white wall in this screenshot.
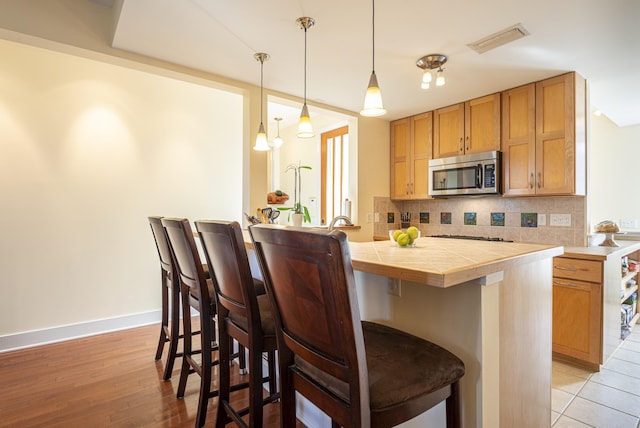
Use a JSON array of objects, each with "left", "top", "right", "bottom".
[
  {"left": 589, "top": 114, "right": 640, "bottom": 232},
  {"left": 0, "top": 39, "right": 244, "bottom": 341}
]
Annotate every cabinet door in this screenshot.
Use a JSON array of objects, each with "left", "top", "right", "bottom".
[
  {"left": 552, "top": 277, "right": 602, "bottom": 365},
  {"left": 434, "top": 103, "right": 464, "bottom": 158},
  {"left": 390, "top": 118, "right": 411, "bottom": 199},
  {"left": 410, "top": 112, "right": 433, "bottom": 199},
  {"left": 535, "top": 73, "right": 577, "bottom": 195},
  {"left": 503, "top": 84, "right": 536, "bottom": 196},
  {"left": 464, "top": 93, "right": 501, "bottom": 154}
]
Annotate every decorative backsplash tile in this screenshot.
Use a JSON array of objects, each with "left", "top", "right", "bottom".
[
  {"left": 491, "top": 212, "right": 505, "bottom": 227},
  {"left": 521, "top": 213, "right": 538, "bottom": 228},
  {"left": 464, "top": 212, "right": 477, "bottom": 226},
  {"left": 440, "top": 212, "right": 452, "bottom": 224},
  {"left": 373, "top": 195, "right": 587, "bottom": 246}
]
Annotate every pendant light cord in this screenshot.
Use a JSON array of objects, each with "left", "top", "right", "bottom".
[
  {"left": 260, "top": 57, "right": 264, "bottom": 122},
  {"left": 303, "top": 26, "right": 308, "bottom": 103},
  {"left": 371, "top": 0, "right": 375, "bottom": 73}
]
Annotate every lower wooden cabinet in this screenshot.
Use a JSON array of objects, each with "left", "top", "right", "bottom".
[{"left": 552, "top": 257, "right": 603, "bottom": 369}]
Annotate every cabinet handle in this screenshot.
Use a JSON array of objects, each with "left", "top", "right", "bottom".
[
  {"left": 459, "top": 137, "right": 464, "bottom": 153},
  {"left": 465, "top": 136, "right": 469, "bottom": 152},
  {"left": 537, "top": 172, "right": 542, "bottom": 189},
  {"left": 406, "top": 184, "right": 409, "bottom": 195},
  {"left": 554, "top": 280, "right": 578, "bottom": 287},
  {"left": 554, "top": 266, "right": 578, "bottom": 271},
  {"left": 410, "top": 183, "right": 414, "bottom": 194},
  {"left": 529, "top": 173, "right": 534, "bottom": 189}
]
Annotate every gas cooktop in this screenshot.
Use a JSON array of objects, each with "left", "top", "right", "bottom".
[{"left": 430, "top": 234, "right": 513, "bottom": 242}]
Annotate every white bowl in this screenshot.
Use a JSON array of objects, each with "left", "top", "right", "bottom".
[{"left": 389, "top": 228, "right": 421, "bottom": 247}]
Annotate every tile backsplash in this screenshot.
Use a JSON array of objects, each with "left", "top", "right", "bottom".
[{"left": 374, "top": 195, "right": 587, "bottom": 247}]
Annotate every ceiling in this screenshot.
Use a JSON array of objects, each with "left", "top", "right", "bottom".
[{"left": 109, "top": 0, "right": 640, "bottom": 127}]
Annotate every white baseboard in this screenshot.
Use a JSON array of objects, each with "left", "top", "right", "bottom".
[{"left": 0, "top": 310, "right": 162, "bottom": 353}]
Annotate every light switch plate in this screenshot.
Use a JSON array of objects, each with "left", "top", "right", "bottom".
[
  {"left": 550, "top": 214, "right": 571, "bottom": 227},
  {"left": 366, "top": 213, "right": 373, "bottom": 223},
  {"left": 374, "top": 212, "right": 380, "bottom": 223},
  {"left": 620, "top": 219, "right": 638, "bottom": 229},
  {"left": 538, "top": 214, "right": 546, "bottom": 226}
]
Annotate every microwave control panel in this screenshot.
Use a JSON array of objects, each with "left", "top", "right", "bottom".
[{"left": 484, "top": 164, "right": 496, "bottom": 188}]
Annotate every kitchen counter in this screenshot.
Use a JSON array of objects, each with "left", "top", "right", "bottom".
[
  {"left": 244, "top": 230, "right": 563, "bottom": 427},
  {"left": 563, "top": 240, "right": 640, "bottom": 261},
  {"left": 349, "top": 237, "right": 561, "bottom": 288}
]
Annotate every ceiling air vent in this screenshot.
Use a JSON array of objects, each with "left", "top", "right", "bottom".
[{"left": 467, "top": 23, "right": 530, "bottom": 54}]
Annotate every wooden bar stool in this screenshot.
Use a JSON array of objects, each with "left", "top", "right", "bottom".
[
  {"left": 249, "top": 225, "right": 465, "bottom": 428},
  {"left": 148, "top": 216, "right": 194, "bottom": 380},
  {"left": 195, "top": 220, "right": 278, "bottom": 427},
  {"left": 162, "top": 217, "right": 246, "bottom": 428}
]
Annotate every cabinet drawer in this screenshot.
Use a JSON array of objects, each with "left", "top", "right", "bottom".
[{"left": 553, "top": 257, "right": 602, "bottom": 283}]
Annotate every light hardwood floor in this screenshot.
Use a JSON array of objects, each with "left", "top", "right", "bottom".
[{"left": 0, "top": 324, "right": 296, "bottom": 428}]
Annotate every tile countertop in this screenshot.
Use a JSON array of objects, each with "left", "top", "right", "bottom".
[
  {"left": 244, "top": 229, "right": 562, "bottom": 288},
  {"left": 343, "top": 237, "right": 562, "bottom": 288}
]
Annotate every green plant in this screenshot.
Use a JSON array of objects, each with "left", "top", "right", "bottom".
[{"left": 278, "top": 162, "right": 312, "bottom": 223}]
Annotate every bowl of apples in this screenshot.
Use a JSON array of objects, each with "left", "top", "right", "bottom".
[{"left": 389, "top": 227, "right": 420, "bottom": 248}]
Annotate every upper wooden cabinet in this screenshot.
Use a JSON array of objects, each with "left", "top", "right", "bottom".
[
  {"left": 390, "top": 112, "right": 433, "bottom": 200},
  {"left": 503, "top": 72, "right": 586, "bottom": 196},
  {"left": 434, "top": 93, "right": 501, "bottom": 158}
]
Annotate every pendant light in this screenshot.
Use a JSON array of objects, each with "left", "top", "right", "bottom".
[
  {"left": 270, "top": 117, "right": 284, "bottom": 149},
  {"left": 253, "top": 52, "right": 270, "bottom": 151},
  {"left": 360, "top": 0, "right": 386, "bottom": 117},
  {"left": 296, "top": 17, "right": 315, "bottom": 138}
]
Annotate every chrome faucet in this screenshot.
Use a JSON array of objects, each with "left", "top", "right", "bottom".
[{"left": 328, "top": 215, "right": 353, "bottom": 230}]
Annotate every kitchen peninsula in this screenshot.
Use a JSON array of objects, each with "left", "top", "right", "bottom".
[
  {"left": 347, "top": 237, "right": 563, "bottom": 428},
  {"left": 245, "top": 231, "right": 563, "bottom": 427}
]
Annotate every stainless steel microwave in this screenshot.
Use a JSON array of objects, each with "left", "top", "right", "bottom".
[{"left": 428, "top": 151, "right": 501, "bottom": 197}]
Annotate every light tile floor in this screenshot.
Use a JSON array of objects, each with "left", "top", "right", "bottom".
[{"left": 552, "top": 328, "right": 640, "bottom": 427}]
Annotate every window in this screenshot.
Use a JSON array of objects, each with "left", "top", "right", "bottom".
[{"left": 320, "top": 126, "right": 349, "bottom": 225}]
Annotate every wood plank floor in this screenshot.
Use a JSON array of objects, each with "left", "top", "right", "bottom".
[{"left": 0, "top": 324, "right": 301, "bottom": 427}]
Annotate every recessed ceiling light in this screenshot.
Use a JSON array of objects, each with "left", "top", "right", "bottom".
[{"left": 467, "top": 23, "right": 530, "bottom": 54}]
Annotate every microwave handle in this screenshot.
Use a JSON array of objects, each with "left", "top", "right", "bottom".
[{"left": 476, "top": 164, "right": 483, "bottom": 188}]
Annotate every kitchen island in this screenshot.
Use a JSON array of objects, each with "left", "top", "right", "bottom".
[
  {"left": 245, "top": 231, "right": 563, "bottom": 427},
  {"left": 347, "top": 237, "right": 563, "bottom": 428}
]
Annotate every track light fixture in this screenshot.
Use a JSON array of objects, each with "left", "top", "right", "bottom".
[{"left": 416, "top": 54, "right": 447, "bottom": 89}]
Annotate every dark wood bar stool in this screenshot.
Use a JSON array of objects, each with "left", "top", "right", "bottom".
[
  {"left": 148, "top": 216, "right": 197, "bottom": 380},
  {"left": 195, "top": 220, "right": 278, "bottom": 427},
  {"left": 162, "top": 217, "right": 246, "bottom": 428},
  {"left": 250, "top": 225, "right": 465, "bottom": 428}
]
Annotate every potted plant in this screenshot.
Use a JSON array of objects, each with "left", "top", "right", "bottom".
[{"left": 278, "top": 161, "right": 312, "bottom": 225}]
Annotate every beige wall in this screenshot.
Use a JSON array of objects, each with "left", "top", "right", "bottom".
[
  {"left": 589, "top": 114, "right": 640, "bottom": 232},
  {"left": 0, "top": 39, "right": 243, "bottom": 337},
  {"left": 0, "top": 1, "right": 391, "bottom": 345}
]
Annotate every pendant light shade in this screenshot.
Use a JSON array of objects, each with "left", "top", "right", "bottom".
[
  {"left": 297, "top": 17, "right": 315, "bottom": 138},
  {"left": 253, "top": 52, "right": 270, "bottom": 151},
  {"left": 360, "top": 0, "right": 386, "bottom": 117},
  {"left": 270, "top": 117, "right": 284, "bottom": 148}
]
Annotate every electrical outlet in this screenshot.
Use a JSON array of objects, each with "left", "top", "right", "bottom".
[
  {"left": 550, "top": 214, "right": 571, "bottom": 227},
  {"left": 366, "top": 213, "right": 373, "bottom": 223},
  {"left": 538, "top": 214, "right": 546, "bottom": 226},
  {"left": 388, "top": 278, "right": 401, "bottom": 297}
]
